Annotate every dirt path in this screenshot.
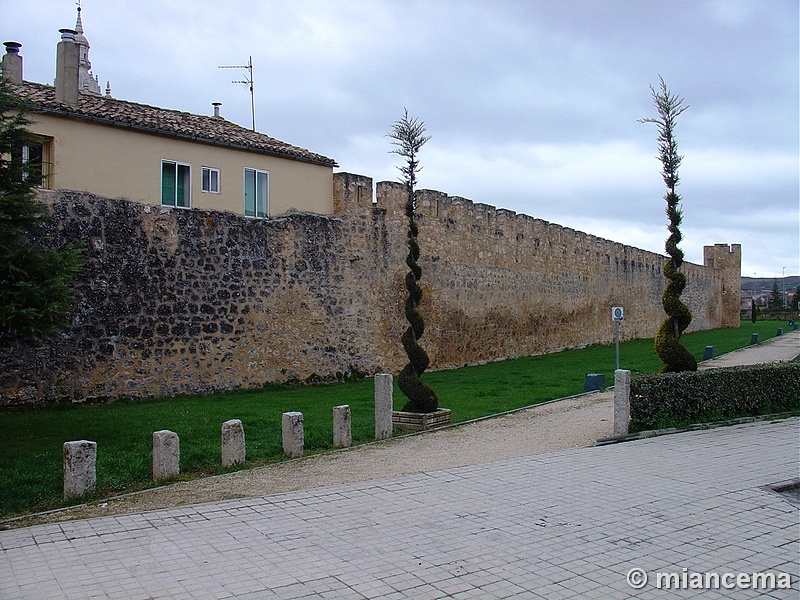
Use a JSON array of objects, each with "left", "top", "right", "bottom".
[
  {"left": 5, "top": 329, "right": 797, "bottom": 529},
  {"left": 7, "top": 391, "right": 614, "bottom": 528}
]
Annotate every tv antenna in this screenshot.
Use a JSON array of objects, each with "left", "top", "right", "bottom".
[{"left": 219, "top": 56, "right": 255, "bottom": 131}]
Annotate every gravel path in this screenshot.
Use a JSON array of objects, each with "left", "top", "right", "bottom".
[{"left": 7, "top": 329, "right": 797, "bottom": 529}]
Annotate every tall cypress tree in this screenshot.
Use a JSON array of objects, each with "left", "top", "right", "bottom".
[
  {"left": 640, "top": 77, "right": 697, "bottom": 372},
  {"left": 0, "top": 80, "right": 83, "bottom": 343},
  {"left": 387, "top": 109, "right": 439, "bottom": 413}
]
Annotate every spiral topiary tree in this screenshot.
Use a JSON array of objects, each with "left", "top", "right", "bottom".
[
  {"left": 640, "top": 77, "right": 697, "bottom": 373},
  {"left": 387, "top": 109, "right": 439, "bottom": 413}
]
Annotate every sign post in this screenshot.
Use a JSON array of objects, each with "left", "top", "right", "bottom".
[{"left": 612, "top": 307, "right": 624, "bottom": 370}]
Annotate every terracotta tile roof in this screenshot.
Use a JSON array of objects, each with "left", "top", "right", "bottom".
[{"left": 9, "top": 81, "right": 337, "bottom": 167}]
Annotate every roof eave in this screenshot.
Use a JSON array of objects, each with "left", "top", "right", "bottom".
[{"left": 23, "top": 101, "right": 338, "bottom": 168}]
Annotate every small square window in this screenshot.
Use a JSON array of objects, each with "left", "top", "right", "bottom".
[{"left": 201, "top": 167, "right": 220, "bottom": 194}]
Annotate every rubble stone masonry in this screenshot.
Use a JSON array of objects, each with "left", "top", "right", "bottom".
[{"left": 0, "top": 174, "right": 740, "bottom": 405}]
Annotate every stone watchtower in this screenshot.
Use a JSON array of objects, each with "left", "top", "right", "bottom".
[{"left": 703, "top": 244, "right": 742, "bottom": 328}]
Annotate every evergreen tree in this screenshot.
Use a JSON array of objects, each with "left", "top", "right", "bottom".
[
  {"left": 640, "top": 77, "right": 697, "bottom": 372},
  {"left": 387, "top": 109, "right": 439, "bottom": 413},
  {"left": 0, "top": 80, "right": 82, "bottom": 343},
  {"left": 768, "top": 279, "right": 782, "bottom": 309}
]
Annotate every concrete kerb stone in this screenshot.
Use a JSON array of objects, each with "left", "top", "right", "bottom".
[
  {"left": 152, "top": 430, "right": 180, "bottom": 481},
  {"left": 63, "top": 440, "right": 97, "bottom": 499},
  {"left": 595, "top": 411, "right": 798, "bottom": 446},
  {"left": 221, "top": 419, "right": 245, "bottom": 467}
]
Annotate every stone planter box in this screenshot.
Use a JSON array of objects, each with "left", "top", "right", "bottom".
[{"left": 392, "top": 408, "right": 452, "bottom": 431}]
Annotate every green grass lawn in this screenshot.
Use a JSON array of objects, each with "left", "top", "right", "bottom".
[{"left": 0, "top": 319, "right": 789, "bottom": 519}]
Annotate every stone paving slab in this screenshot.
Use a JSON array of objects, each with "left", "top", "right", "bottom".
[{"left": 1, "top": 417, "right": 798, "bottom": 599}]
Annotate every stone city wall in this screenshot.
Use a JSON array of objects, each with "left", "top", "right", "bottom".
[{"left": 0, "top": 175, "right": 740, "bottom": 405}]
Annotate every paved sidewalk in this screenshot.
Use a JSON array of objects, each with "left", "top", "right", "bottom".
[
  {"left": 1, "top": 417, "right": 798, "bottom": 599},
  {"left": 699, "top": 328, "right": 799, "bottom": 369}
]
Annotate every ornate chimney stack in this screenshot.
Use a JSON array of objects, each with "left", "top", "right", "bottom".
[
  {"left": 55, "top": 28, "right": 80, "bottom": 107},
  {"left": 1, "top": 41, "right": 23, "bottom": 83}
]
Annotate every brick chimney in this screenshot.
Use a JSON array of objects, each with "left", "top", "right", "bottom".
[
  {"left": 55, "top": 28, "right": 80, "bottom": 107},
  {"left": 1, "top": 41, "right": 23, "bottom": 83}
]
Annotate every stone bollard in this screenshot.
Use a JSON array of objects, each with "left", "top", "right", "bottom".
[
  {"left": 63, "top": 440, "right": 97, "bottom": 499},
  {"left": 750, "top": 333, "right": 759, "bottom": 345},
  {"left": 374, "top": 373, "right": 393, "bottom": 440},
  {"left": 221, "top": 419, "right": 246, "bottom": 467},
  {"left": 776, "top": 328, "right": 783, "bottom": 336},
  {"left": 613, "top": 369, "right": 631, "bottom": 436},
  {"left": 282, "top": 412, "right": 304, "bottom": 458},
  {"left": 703, "top": 346, "right": 715, "bottom": 361},
  {"left": 333, "top": 405, "right": 352, "bottom": 448},
  {"left": 152, "top": 430, "right": 180, "bottom": 481}
]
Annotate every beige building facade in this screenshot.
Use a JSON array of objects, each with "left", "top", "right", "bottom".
[
  {"left": 1, "top": 9, "right": 336, "bottom": 217},
  {"left": 20, "top": 112, "right": 335, "bottom": 216}
]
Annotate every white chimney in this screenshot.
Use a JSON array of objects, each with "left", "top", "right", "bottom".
[
  {"left": 212, "top": 102, "right": 222, "bottom": 118},
  {"left": 1, "top": 42, "right": 23, "bottom": 83},
  {"left": 55, "top": 29, "right": 80, "bottom": 107}
]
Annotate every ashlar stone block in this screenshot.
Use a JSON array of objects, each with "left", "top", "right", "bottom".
[
  {"left": 282, "top": 411, "right": 304, "bottom": 458},
  {"left": 333, "top": 405, "right": 352, "bottom": 448},
  {"left": 374, "top": 373, "right": 393, "bottom": 441},
  {"left": 152, "top": 430, "right": 180, "bottom": 481},
  {"left": 63, "top": 440, "right": 97, "bottom": 499},
  {"left": 221, "top": 419, "right": 246, "bottom": 467}
]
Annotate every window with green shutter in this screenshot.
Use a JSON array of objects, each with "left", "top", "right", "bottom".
[{"left": 161, "top": 160, "right": 191, "bottom": 208}]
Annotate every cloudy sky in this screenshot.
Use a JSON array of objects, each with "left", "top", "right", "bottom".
[{"left": 4, "top": 0, "right": 797, "bottom": 278}]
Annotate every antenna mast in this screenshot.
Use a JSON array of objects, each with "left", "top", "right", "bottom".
[{"left": 219, "top": 56, "right": 255, "bottom": 131}]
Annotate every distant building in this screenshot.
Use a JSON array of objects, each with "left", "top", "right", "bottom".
[{"left": 1, "top": 7, "right": 336, "bottom": 217}]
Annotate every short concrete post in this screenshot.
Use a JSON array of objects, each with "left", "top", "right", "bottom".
[
  {"left": 333, "top": 405, "right": 352, "bottom": 448},
  {"left": 776, "top": 328, "right": 783, "bottom": 336},
  {"left": 63, "top": 440, "right": 97, "bottom": 499},
  {"left": 282, "top": 412, "right": 304, "bottom": 458},
  {"left": 221, "top": 419, "right": 245, "bottom": 467},
  {"left": 703, "top": 345, "right": 715, "bottom": 361},
  {"left": 613, "top": 369, "right": 631, "bottom": 436},
  {"left": 152, "top": 430, "right": 180, "bottom": 481},
  {"left": 375, "top": 373, "right": 393, "bottom": 440},
  {"left": 750, "top": 332, "right": 759, "bottom": 345}
]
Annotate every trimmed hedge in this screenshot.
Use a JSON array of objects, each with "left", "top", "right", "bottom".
[{"left": 630, "top": 362, "right": 800, "bottom": 431}]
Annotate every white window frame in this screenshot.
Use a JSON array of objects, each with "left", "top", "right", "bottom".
[
  {"left": 243, "top": 168, "right": 269, "bottom": 218},
  {"left": 21, "top": 138, "right": 51, "bottom": 188},
  {"left": 161, "top": 160, "right": 192, "bottom": 209},
  {"left": 201, "top": 166, "right": 221, "bottom": 194}
]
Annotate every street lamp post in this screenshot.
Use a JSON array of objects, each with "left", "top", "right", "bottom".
[{"left": 783, "top": 267, "right": 786, "bottom": 309}]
